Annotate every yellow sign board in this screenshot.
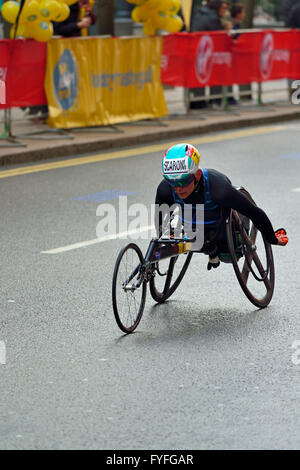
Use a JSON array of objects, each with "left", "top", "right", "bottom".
[{"left": 45, "top": 36, "right": 167, "bottom": 128}]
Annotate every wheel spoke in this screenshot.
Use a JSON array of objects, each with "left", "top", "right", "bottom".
[
  {"left": 248, "top": 224, "right": 258, "bottom": 244},
  {"left": 131, "top": 291, "right": 138, "bottom": 318},
  {"left": 241, "top": 257, "right": 251, "bottom": 285},
  {"left": 252, "top": 251, "right": 272, "bottom": 290}
]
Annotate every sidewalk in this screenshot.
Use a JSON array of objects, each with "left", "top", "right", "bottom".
[{"left": 1, "top": 84, "right": 300, "bottom": 167}]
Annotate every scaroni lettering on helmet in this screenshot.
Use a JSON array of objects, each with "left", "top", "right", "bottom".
[{"left": 164, "top": 159, "right": 187, "bottom": 174}]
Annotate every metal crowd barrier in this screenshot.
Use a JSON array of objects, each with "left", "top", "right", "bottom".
[
  {"left": 0, "top": 107, "right": 75, "bottom": 148},
  {"left": 184, "top": 80, "right": 291, "bottom": 114}
]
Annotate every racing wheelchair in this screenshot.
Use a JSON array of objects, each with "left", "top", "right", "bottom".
[{"left": 112, "top": 188, "right": 275, "bottom": 333}]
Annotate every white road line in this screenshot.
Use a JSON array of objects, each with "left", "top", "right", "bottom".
[
  {"left": 41, "top": 225, "right": 155, "bottom": 254},
  {"left": 292, "top": 188, "right": 300, "bottom": 192}
]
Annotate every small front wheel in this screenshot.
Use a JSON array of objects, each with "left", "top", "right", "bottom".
[{"left": 112, "top": 243, "right": 147, "bottom": 333}]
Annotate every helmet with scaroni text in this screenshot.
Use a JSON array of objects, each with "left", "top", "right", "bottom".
[{"left": 162, "top": 143, "right": 200, "bottom": 188}]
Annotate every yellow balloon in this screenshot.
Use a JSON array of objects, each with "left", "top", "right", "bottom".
[
  {"left": 1, "top": 1, "right": 20, "bottom": 24},
  {"left": 143, "top": 21, "right": 155, "bottom": 36},
  {"left": 21, "top": 0, "right": 40, "bottom": 23},
  {"left": 131, "top": 7, "right": 140, "bottom": 23},
  {"left": 144, "top": 0, "right": 160, "bottom": 9},
  {"left": 131, "top": 4, "right": 148, "bottom": 23},
  {"left": 165, "top": 14, "right": 183, "bottom": 33},
  {"left": 55, "top": 2, "right": 69, "bottom": 21},
  {"left": 39, "top": 0, "right": 51, "bottom": 19},
  {"left": 32, "top": 20, "right": 53, "bottom": 41},
  {"left": 46, "top": 0, "right": 62, "bottom": 20},
  {"left": 152, "top": 11, "right": 168, "bottom": 30},
  {"left": 161, "top": 0, "right": 175, "bottom": 12},
  {"left": 24, "top": 23, "right": 32, "bottom": 37},
  {"left": 168, "top": 0, "right": 181, "bottom": 15},
  {"left": 146, "top": 6, "right": 156, "bottom": 21}
]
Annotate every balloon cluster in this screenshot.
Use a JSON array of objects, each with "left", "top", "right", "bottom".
[
  {"left": 127, "top": 0, "right": 183, "bottom": 35},
  {"left": 0, "top": 0, "right": 75, "bottom": 41}
]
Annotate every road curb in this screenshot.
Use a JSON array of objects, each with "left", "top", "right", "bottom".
[{"left": 1, "top": 108, "right": 300, "bottom": 167}]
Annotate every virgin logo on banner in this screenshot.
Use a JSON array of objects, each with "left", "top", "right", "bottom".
[
  {"left": 195, "top": 35, "right": 214, "bottom": 84},
  {"left": 0, "top": 79, "right": 5, "bottom": 105},
  {"left": 260, "top": 33, "right": 274, "bottom": 80},
  {"left": 195, "top": 35, "right": 232, "bottom": 85},
  {"left": 260, "top": 32, "right": 291, "bottom": 80},
  {"left": 161, "top": 32, "right": 233, "bottom": 87}
]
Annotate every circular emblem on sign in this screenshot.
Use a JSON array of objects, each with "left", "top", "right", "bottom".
[
  {"left": 195, "top": 35, "right": 214, "bottom": 85},
  {"left": 260, "top": 33, "right": 274, "bottom": 80},
  {"left": 53, "top": 49, "right": 78, "bottom": 111}
]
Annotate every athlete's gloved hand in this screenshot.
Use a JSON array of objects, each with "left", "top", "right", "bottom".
[
  {"left": 275, "top": 228, "right": 288, "bottom": 246},
  {"left": 207, "top": 256, "right": 220, "bottom": 270}
]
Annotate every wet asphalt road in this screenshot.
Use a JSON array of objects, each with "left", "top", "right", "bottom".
[{"left": 0, "top": 122, "right": 300, "bottom": 450}]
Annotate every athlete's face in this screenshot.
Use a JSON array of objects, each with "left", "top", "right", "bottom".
[
  {"left": 173, "top": 169, "right": 202, "bottom": 199},
  {"left": 174, "top": 179, "right": 196, "bottom": 199}
]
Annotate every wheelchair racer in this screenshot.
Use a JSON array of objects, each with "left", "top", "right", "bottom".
[{"left": 155, "top": 143, "right": 288, "bottom": 270}]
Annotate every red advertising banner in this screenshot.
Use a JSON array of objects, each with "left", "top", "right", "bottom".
[
  {"left": 161, "top": 30, "right": 300, "bottom": 88},
  {"left": 0, "top": 39, "right": 46, "bottom": 109},
  {"left": 231, "top": 30, "right": 297, "bottom": 83},
  {"left": 161, "top": 31, "right": 233, "bottom": 87},
  {"left": 288, "top": 29, "right": 300, "bottom": 80}
]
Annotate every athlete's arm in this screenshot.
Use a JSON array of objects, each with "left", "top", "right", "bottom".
[
  {"left": 208, "top": 170, "right": 279, "bottom": 245},
  {"left": 155, "top": 180, "right": 177, "bottom": 237}
]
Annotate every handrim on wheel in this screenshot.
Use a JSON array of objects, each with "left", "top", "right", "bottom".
[
  {"left": 112, "top": 243, "right": 147, "bottom": 333},
  {"left": 226, "top": 188, "right": 275, "bottom": 308}
]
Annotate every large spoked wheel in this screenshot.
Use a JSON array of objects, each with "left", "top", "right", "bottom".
[
  {"left": 226, "top": 189, "right": 275, "bottom": 308},
  {"left": 112, "top": 243, "right": 147, "bottom": 333},
  {"left": 149, "top": 252, "right": 193, "bottom": 303}
]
